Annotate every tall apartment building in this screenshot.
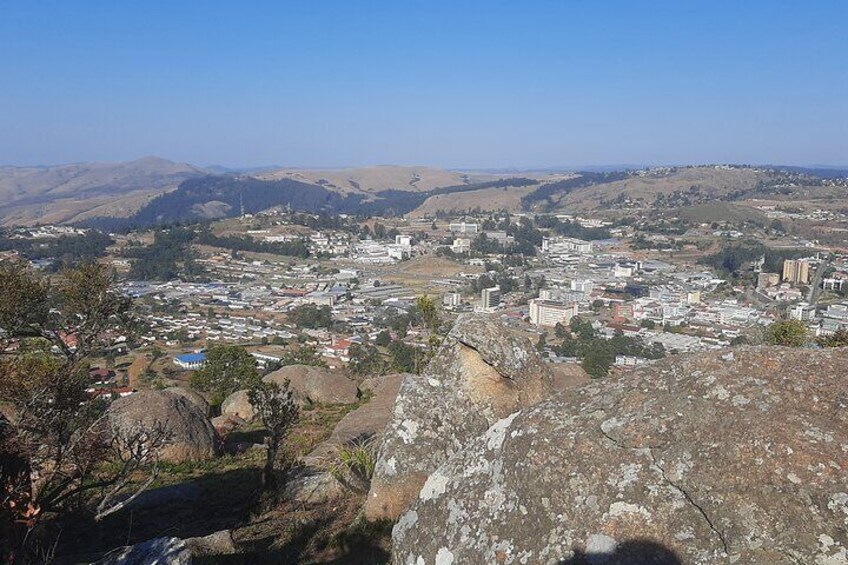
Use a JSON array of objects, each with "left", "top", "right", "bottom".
[
  {"left": 530, "top": 299, "right": 578, "bottom": 327},
  {"left": 481, "top": 286, "right": 501, "bottom": 310},
  {"left": 782, "top": 259, "right": 810, "bottom": 284}
]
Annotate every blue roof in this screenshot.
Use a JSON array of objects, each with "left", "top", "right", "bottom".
[{"left": 176, "top": 353, "right": 206, "bottom": 363}]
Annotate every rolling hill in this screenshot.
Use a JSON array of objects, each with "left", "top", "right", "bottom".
[{"left": 0, "top": 157, "right": 208, "bottom": 226}]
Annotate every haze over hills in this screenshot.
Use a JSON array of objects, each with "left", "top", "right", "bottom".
[
  {"left": 1, "top": 157, "right": 846, "bottom": 228},
  {"left": 0, "top": 157, "right": 209, "bottom": 226}
]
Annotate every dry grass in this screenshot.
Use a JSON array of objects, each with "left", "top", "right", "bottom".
[
  {"left": 256, "top": 165, "right": 499, "bottom": 194},
  {"left": 409, "top": 184, "right": 538, "bottom": 217}
]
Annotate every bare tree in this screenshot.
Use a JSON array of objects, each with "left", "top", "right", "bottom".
[{"left": 0, "top": 261, "right": 162, "bottom": 560}]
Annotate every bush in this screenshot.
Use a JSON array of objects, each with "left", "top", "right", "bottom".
[
  {"left": 329, "top": 439, "right": 376, "bottom": 494},
  {"left": 764, "top": 319, "right": 809, "bottom": 347}
]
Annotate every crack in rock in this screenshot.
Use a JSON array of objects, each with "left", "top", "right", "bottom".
[{"left": 599, "top": 425, "right": 728, "bottom": 555}]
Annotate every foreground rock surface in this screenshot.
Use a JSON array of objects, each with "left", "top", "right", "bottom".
[
  {"left": 392, "top": 347, "right": 848, "bottom": 564},
  {"left": 107, "top": 390, "right": 217, "bottom": 463},
  {"left": 264, "top": 364, "right": 359, "bottom": 405},
  {"left": 94, "top": 536, "right": 192, "bottom": 564},
  {"left": 366, "top": 313, "right": 553, "bottom": 520}
]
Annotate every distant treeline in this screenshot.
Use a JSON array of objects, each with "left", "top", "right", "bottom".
[
  {"left": 697, "top": 241, "right": 812, "bottom": 275},
  {"left": 0, "top": 230, "right": 113, "bottom": 269},
  {"left": 122, "top": 226, "right": 312, "bottom": 281},
  {"left": 520, "top": 171, "right": 631, "bottom": 210},
  {"left": 80, "top": 175, "right": 542, "bottom": 230}
]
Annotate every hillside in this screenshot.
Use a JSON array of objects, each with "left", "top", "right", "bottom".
[
  {"left": 256, "top": 165, "right": 499, "bottom": 194},
  {"left": 520, "top": 165, "right": 847, "bottom": 214},
  {"left": 0, "top": 157, "right": 208, "bottom": 226},
  {"left": 408, "top": 183, "right": 539, "bottom": 217},
  {"left": 82, "top": 176, "right": 540, "bottom": 230}
]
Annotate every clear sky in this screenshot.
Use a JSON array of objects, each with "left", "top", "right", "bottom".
[{"left": 1, "top": 1, "right": 846, "bottom": 168}]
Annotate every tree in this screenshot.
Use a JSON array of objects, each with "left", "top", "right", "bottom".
[
  {"left": 581, "top": 343, "right": 615, "bottom": 378},
  {"left": 0, "top": 262, "right": 165, "bottom": 560},
  {"left": 248, "top": 379, "right": 299, "bottom": 489},
  {"left": 190, "top": 345, "right": 259, "bottom": 405},
  {"left": 415, "top": 295, "right": 440, "bottom": 331},
  {"left": 278, "top": 345, "right": 327, "bottom": 368},
  {"left": 764, "top": 319, "right": 809, "bottom": 347},
  {"left": 288, "top": 304, "right": 333, "bottom": 329},
  {"left": 570, "top": 316, "right": 595, "bottom": 340},
  {"left": 375, "top": 330, "right": 391, "bottom": 347},
  {"left": 348, "top": 343, "right": 388, "bottom": 376}
]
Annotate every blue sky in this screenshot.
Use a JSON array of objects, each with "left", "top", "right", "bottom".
[{"left": 1, "top": 1, "right": 846, "bottom": 168}]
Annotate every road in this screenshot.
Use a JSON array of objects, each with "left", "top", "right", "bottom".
[{"left": 807, "top": 257, "right": 831, "bottom": 304}]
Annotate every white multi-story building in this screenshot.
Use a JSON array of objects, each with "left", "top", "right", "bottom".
[
  {"left": 449, "top": 222, "right": 480, "bottom": 234},
  {"left": 529, "top": 299, "right": 578, "bottom": 327},
  {"left": 450, "top": 238, "right": 472, "bottom": 254},
  {"left": 481, "top": 286, "right": 501, "bottom": 310},
  {"left": 442, "top": 292, "right": 462, "bottom": 308},
  {"left": 542, "top": 237, "right": 593, "bottom": 254}
]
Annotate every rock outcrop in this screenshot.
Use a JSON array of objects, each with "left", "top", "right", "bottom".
[
  {"left": 107, "top": 390, "right": 217, "bottom": 463},
  {"left": 307, "top": 373, "right": 406, "bottom": 464},
  {"left": 94, "top": 536, "right": 192, "bottom": 565},
  {"left": 163, "top": 387, "right": 211, "bottom": 417},
  {"left": 220, "top": 389, "right": 256, "bottom": 421},
  {"left": 366, "top": 313, "right": 554, "bottom": 521},
  {"left": 264, "top": 364, "right": 359, "bottom": 405},
  {"left": 392, "top": 347, "right": 848, "bottom": 564}
]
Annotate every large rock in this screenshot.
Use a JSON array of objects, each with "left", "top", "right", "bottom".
[
  {"left": 163, "top": 387, "right": 211, "bottom": 417},
  {"left": 392, "top": 347, "right": 848, "bottom": 565},
  {"left": 94, "top": 536, "right": 192, "bottom": 565},
  {"left": 107, "top": 390, "right": 217, "bottom": 463},
  {"left": 220, "top": 389, "right": 256, "bottom": 421},
  {"left": 366, "top": 313, "right": 553, "bottom": 521},
  {"left": 307, "top": 373, "right": 407, "bottom": 464},
  {"left": 549, "top": 362, "right": 591, "bottom": 391},
  {"left": 263, "top": 364, "right": 359, "bottom": 405}
]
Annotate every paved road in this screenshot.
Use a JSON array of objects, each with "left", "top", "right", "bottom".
[{"left": 807, "top": 257, "right": 831, "bottom": 304}]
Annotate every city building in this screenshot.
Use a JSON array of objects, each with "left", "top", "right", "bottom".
[
  {"left": 442, "top": 292, "right": 462, "bottom": 308},
  {"left": 481, "top": 286, "right": 501, "bottom": 310},
  {"left": 541, "top": 237, "right": 593, "bottom": 254},
  {"left": 782, "top": 259, "right": 810, "bottom": 284},
  {"left": 757, "top": 272, "right": 780, "bottom": 289},
  {"left": 789, "top": 301, "right": 815, "bottom": 321},
  {"left": 450, "top": 238, "right": 472, "bottom": 254},
  {"left": 529, "top": 299, "right": 578, "bottom": 327},
  {"left": 449, "top": 222, "right": 480, "bottom": 234},
  {"left": 174, "top": 352, "right": 206, "bottom": 370}
]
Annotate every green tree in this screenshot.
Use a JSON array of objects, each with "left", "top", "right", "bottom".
[
  {"left": 248, "top": 379, "right": 299, "bottom": 489},
  {"left": 415, "top": 295, "right": 440, "bottom": 331},
  {"left": 190, "top": 345, "right": 259, "bottom": 405},
  {"left": 375, "top": 330, "right": 391, "bottom": 347},
  {"left": 288, "top": 304, "right": 333, "bottom": 328},
  {"left": 348, "top": 343, "right": 388, "bottom": 376},
  {"left": 581, "top": 343, "right": 615, "bottom": 378},
  {"left": 764, "top": 319, "right": 809, "bottom": 347}
]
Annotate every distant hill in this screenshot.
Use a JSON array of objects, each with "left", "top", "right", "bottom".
[
  {"left": 255, "top": 165, "right": 499, "bottom": 194},
  {"left": 519, "top": 165, "right": 848, "bottom": 214},
  {"left": 0, "top": 157, "right": 208, "bottom": 226},
  {"left": 82, "top": 176, "right": 540, "bottom": 231},
  {"left": 2, "top": 159, "right": 845, "bottom": 228}
]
